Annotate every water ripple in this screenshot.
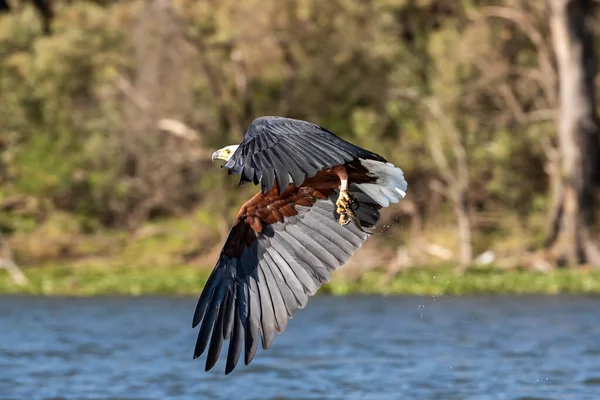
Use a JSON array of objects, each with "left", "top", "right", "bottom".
[{"left": 1, "top": 295, "right": 600, "bottom": 399}]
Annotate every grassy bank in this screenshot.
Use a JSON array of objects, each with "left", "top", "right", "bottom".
[{"left": 2, "top": 264, "right": 600, "bottom": 296}]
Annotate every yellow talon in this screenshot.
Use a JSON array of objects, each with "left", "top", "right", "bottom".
[
  {"left": 336, "top": 189, "right": 358, "bottom": 227},
  {"left": 339, "top": 213, "right": 349, "bottom": 226}
]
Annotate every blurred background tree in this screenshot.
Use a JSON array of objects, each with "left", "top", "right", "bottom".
[{"left": 0, "top": 0, "right": 599, "bottom": 279}]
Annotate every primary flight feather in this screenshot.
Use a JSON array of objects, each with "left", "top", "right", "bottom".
[{"left": 194, "top": 116, "right": 407, "bottom": 374}]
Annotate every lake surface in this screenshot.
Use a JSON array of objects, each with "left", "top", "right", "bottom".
[{"left": 1, "top": 295, "right": 599, "bottom": 400}]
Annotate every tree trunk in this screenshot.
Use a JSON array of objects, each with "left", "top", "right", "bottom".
[
  {"left": 454, "top": 189, "right": 473, "bottom": 269},
  {"left": 547, "top": 0, "right": 600, "bottom": 267},
  {"left": 0, "top": 234, "right": 28, "bottom": 286}
]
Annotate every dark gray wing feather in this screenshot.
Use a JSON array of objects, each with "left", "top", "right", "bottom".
[{"left": 224, "top": 116, "right": 386, "bottom": 193}]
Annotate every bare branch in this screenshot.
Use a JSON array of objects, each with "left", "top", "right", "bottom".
[
  {"left": 115, "top": 75, "right": 151, "bottom": 111},
  {"left": 158, "top": 118, "right": 200, "bottom": 143},
  {"left": 473, "top": 5, "right": 557, "bottom": 107},
  {"left": 423, "top": 97, "right": 469, "bottom": 188},
  {"left": 0, "top": 258, "right": 28, "bottom": 286}
]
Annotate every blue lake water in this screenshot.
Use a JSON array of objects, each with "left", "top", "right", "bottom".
[{"left": 1, "top": 295, "right": 599, "bottom": 399}]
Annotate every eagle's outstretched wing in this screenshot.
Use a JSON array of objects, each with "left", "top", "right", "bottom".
[
  {"left": 192, "top": 181, "right": 382, "bottom": 374},
  {"left": 224, "top": 116, "right": 386, "bottom": 193}
]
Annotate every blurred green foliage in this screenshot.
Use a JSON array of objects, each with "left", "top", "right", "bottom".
[{"left": 0, "top": 0, "right": 597, "bottom": 288}]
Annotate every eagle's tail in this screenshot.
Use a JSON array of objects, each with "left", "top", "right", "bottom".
[{"left": 353, "top": 159, "right": 407, "bottom": 208}]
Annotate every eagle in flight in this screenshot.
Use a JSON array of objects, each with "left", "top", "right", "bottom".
[{"left": 193, "top": 116, "right": 407, "bottom": 374}]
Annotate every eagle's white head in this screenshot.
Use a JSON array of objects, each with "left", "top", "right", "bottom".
[{"left": 211, "top": 145, "right": 240, "bottom": 162}]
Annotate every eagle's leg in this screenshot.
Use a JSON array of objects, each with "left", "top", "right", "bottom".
[{"left": 332, "top": 165, "right": 359, "bottom": 227}]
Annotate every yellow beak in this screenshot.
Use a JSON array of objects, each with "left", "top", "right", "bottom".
[{"left": 211, "top": 145, "right": 239, "bottom": 162}]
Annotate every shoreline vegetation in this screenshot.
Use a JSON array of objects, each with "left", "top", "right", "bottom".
[{"left": 3, "top": 263, "right": 600, "bottom": 296}]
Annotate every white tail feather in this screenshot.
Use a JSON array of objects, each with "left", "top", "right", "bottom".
[{"left": 354, "top": 159, "right": 407, "bottom": 207}]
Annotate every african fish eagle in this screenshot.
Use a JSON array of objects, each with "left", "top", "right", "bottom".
[{"left": 193, "top": 116, "right": 407, "bottom": 374}]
